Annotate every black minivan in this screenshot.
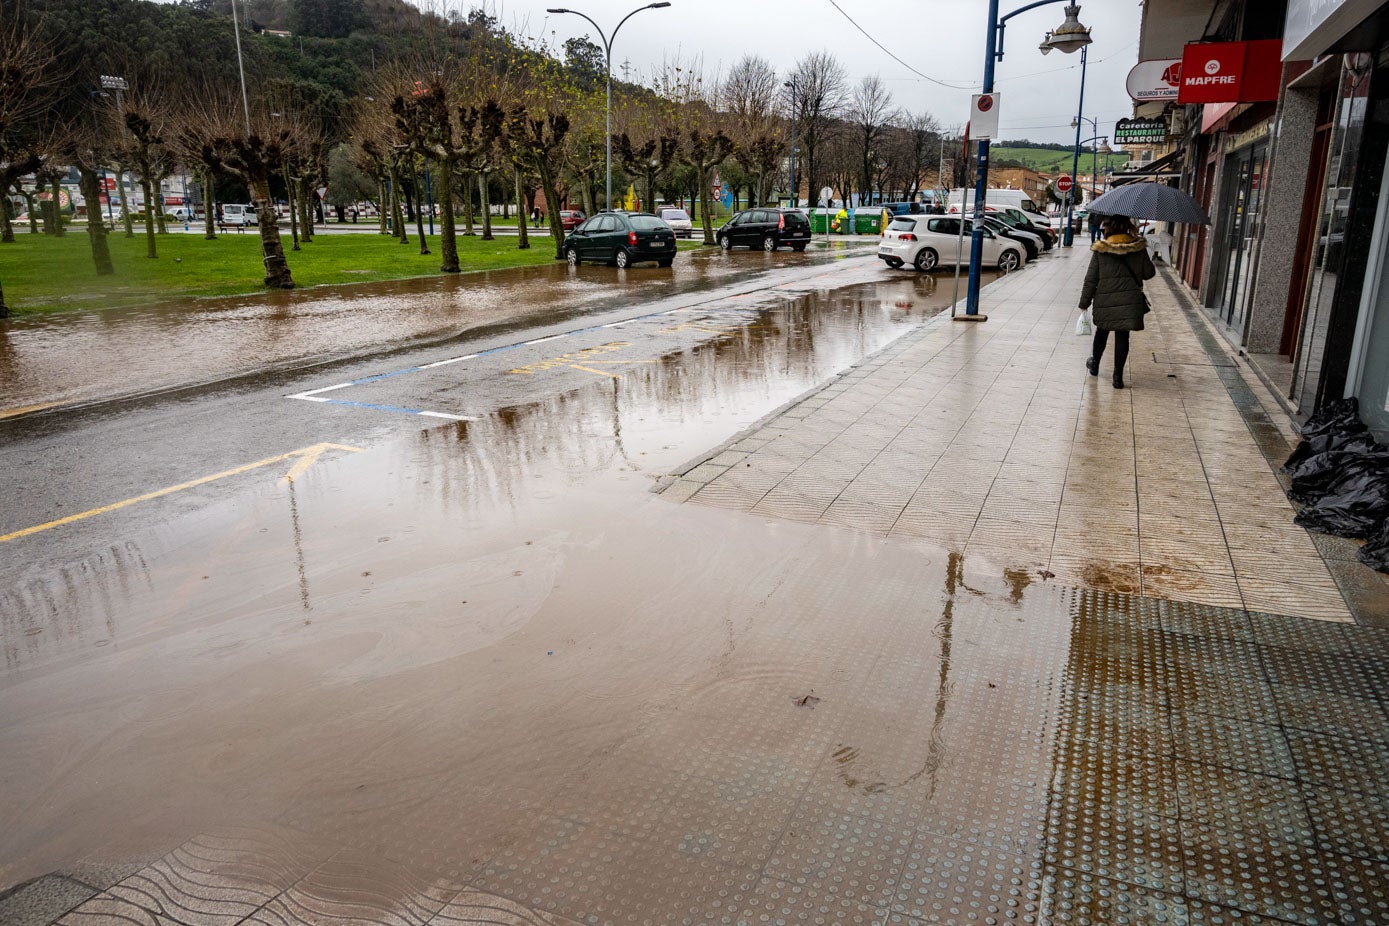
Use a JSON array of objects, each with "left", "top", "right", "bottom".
[
  {"left": 562, "top": 211, "right": 678, "bottom": 268},
  {"left": 716, "top": 207, "right": 812, "bottom": 252}
]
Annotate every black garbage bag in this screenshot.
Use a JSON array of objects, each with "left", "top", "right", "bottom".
[
  {"left": 1297, "top": 396, "right": 1365, "bottom": 439},
  {"left": 1357, "top": 519, "right": 1389, "bottom": 573},
  {"left": 1294, "top": 461, "right": 1389, "bottom": 537},
  {"left": 1287, "top": 441, "right": 1389, "bottom": 505},
  {"left": 1284, "top": 431, "right": 1382, "bottom": 480},
  {"left": 1284, "top": 408, "right": 1371, "bottom": 473}
]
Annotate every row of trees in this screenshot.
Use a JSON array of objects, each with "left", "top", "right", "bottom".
[{"left": 1, "top": 0, "right": 961, "bottom": 318}]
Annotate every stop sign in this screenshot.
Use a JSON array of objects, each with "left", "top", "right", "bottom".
[{"left": 1056, "top": 175, "right": 1074, "bottom": 193}]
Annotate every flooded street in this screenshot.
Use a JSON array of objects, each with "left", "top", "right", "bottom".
[
  {"left": 0, "top": 243, "right": 872, "bottom": 414},
  {"left": 4, "top": 250, "right": 1387, "bottom": 926}
]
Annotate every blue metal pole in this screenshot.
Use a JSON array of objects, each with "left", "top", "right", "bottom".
[
  {"left": 963, "top": 0, "right": 1000, "bottom": 317},
  {"left": 1063, "top": 45, "right": 1087, "bottom": 247}
]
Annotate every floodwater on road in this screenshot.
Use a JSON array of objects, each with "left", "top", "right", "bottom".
[
  {"left": 1, "top": 268, "right": 975, "bottom": 898},
  {"left": 0, "top": 243, "right": 872, "bottom": 414}
]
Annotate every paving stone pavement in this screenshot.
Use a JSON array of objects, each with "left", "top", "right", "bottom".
[
  {"left": 666, "top": 248, "right": 1389, "bottom": 625},
  {"left": 10, "top": 250, "right": 1389, "bottom": 926}
]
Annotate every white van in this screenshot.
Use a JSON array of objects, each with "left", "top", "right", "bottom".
[
  {"left": 948, "top": 188, "right": 1046, "bottom": 223},
  {"left": 219, "top": 203, "right": 256, "bottom": 227}
]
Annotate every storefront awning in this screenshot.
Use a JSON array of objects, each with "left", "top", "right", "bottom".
[{"left": 1110, "top": 148, "right": 1185, "bottom": 185}]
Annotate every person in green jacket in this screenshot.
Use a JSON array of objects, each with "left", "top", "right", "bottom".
[{"left": 1079, "top": 216, "right": 1156, "bottom": 389}]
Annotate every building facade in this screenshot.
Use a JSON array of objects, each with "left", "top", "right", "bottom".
[{"left": 1137, "top": 0, "right": 1389, "bottom": 441}]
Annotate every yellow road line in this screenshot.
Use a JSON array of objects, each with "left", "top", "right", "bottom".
[
  {"left": 569, "top": 364, "right": 623, "bottom": 379},
  {"left": 0, "top": 442, "right": 362, "bottom": 544},
  {"left": 0, "top": 401, "right": 65, "bottom": 420}
]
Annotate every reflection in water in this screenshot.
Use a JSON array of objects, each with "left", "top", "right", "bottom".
[
  {"left": 0, "top": 541, "right": 151, "bottom": 670},
  {"left": 287, "top": 481, "right": 311, "bottom": 613}
]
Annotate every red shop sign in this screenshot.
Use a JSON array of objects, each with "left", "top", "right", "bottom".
[{"left": 1177, "top": 40, "right": 1283, "bottom": 104}]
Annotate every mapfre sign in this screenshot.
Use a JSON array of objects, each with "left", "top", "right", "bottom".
[{"left": 1177, "top": 40, "right": 1283, "bottom": 104}]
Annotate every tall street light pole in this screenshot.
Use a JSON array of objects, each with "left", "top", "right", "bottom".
[
  {"left": 784, "top": 77, "right": 797, "bottom": 207},
  {"left": 548, "top": 3, "right": 672, "bottom": 213},
  {"left": 229, "top": 0, "right": 252, "bottom": 134},
  {"left": 964, "top": 1, "right": 1091, "bottom": 319},
  {"left": 1061, "top": 45, "right": 1089, "bottom": 247}
]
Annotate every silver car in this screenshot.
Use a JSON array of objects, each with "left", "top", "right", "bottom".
[{"left": 657, "top": 206, "right": 694, "bottom": 239}]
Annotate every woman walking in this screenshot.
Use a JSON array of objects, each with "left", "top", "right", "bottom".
[{"left": 1079, "top": 216, "right": 1156, "bottom": 389}]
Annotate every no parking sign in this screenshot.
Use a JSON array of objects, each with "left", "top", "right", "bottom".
[{"left": 970, "top": 93, "right": 1001, "bottom": 139}]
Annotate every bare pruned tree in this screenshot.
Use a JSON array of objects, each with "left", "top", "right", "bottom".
[
  {"left": 848, "top": 75, "right": 898, "bottom": 203},
  {"left": 788, "top": 50, "right": 848, "bottom": 210},
  {"left": 723, "top": 54, "right": 782, "bottom": 206}
]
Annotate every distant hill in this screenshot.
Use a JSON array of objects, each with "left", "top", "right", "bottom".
[{"left": 992, "top": 146, "right": 1129, "bottom": 174}]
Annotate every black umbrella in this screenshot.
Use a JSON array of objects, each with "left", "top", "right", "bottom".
[{"left": 1085, "top": 182, "right": 1211, "bottom": 225}]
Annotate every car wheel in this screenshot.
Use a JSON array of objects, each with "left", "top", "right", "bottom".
[
  {"left": 762, "top": 235, "right": 778, "bottom": 252},
  {"left": 884, "top": 257, "right": 904, "bottom": 269},
  {"left": 615, "top": 248, "right": 631, "bottom": 269},
  {"left": 718, "top": 235, "right": 732, "bottom": 250},
  {"left": 792, "top": 243, "right": 807, "bottom": 252},
  {"left": 913, "top": 248, "right": 939, "bottom": 272},
  {"left": 565, "top": 246, "right": 580, "bottom": 266},
  {"left": 998, "top": 249, "right": 1021, "bottom": 273}
]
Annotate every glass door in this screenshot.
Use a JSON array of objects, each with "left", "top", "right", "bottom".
[{"left": 1227, "top": 144, "right": 1269, "bottom": 331}]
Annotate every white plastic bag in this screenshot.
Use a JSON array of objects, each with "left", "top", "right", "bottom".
[{"left": 1075, "top": 309, "right": 1093, "bottom": 336}]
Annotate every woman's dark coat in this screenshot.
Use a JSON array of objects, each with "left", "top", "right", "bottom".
[{"left": 1078, "top": 234, "right": 1156, "bottom": 332}]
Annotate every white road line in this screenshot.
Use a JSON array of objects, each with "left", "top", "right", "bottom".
[
  {"left": 419, "top": 354, "right": 477, "bottom": 369},
  {"left": 290, "top": 382, "right": 357, "bottom": 398},
  {"left": 286, "top": 394, "right": 332, "bottom": 402},
  {"left": 418, "top": 411, "right": 480, "bottom": 421},
  {"left": 525, "top": 335, "right": 564, "bottom": 345}
]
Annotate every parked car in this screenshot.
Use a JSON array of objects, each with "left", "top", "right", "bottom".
[
  {"left": 218, "top": 203, "right": 256, "bottom": 227},
  {"left": 995, "top": 207, "right": 1056, "bottom": 248},
  {"left": 983, "top": 216, "right": 1041, "bottom": 261},
  {"left": 561, "top": 211, "right": 678, "bottom": 268},
  {"left": 716, "top": 207, "right": 812, "bottom": 251},
  {"left": 657, "top": 206, "right": 694, "bottom": 238},
  {"left": 560, "top": 209, "right": 587, "bottom": 232},
  {"left": 878, "top": 215, "right": 1024, "bottom": 273}
]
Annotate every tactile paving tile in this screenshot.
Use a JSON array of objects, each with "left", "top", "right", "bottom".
[
  {"left": 1304, "top": 786, "right": 1389, "bottom": 862},
  {"left": 1270, "top": 682, "right": 1389, "bottom": 742},
  {"left": 1246, "top": 612, "right": 1352, "bottom": 655},
  {"left": 246, "top": 852, "right": 461, "bottom": 926},
  {"left": 1326, "top": 853, "right": 1389, "bottom": 925},
  {"left": 429, "top": 889, "right": 585, "bottom": 925},
  {"left": 891, "top": 835, "right": 1041, "bottom": 923},
  {"left": 1173, "top": 760, "right": 1314, "bottom": 846},
  {"left": 1049, "top": 739, "right": 1179, "bottom": 820},
  {"left": 1056, "top": 687, "right": 1174, "bottom": 756},
  {"left": 764, "top": 807, "right": 912, "bottom": 909},
  {"left": 739, "top": 877, "right": 885, "bottom": 926},
  {"left": 1167, "top": 709, "right": 1296, "bottom": 777},
  {"left": 1179, "top": 822, "right": 1338, "bottom": 925},
  {"left": 1184, "top": 898, "right": 1301, "bottom": 925},
  {"left": 1036, "top": 867, "right": 1188, "bottom": 925},
  {"left": 1159, "top": 602, "right": 1254, "bottom": 642},
  {"left": 1285, "top": 729, "right": 1389, "bottom": 797},
  {"left": 1045, "top": 805, "right": 1185, "bottom": 895},
  {"left": 1164, "top": 666, "right": 1280, "bottom": 724},
  {"left": 1257, "top": 644, "right": 1382, "bottom": 701}
]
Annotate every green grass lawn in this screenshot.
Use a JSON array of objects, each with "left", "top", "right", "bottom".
[
  {"left": 0, "top": 230, "right": 572, "bottom": 315},
  {"left": 992, "top": 146, "right": 1129, "bottom": 174}
]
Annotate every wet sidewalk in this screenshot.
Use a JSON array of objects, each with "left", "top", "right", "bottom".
[
  {"left": 664, "top": 248, "right": 1389, "bottom": 625},
  {"left": 7, "top": 248, "right": 1389, "bottom": 926}
]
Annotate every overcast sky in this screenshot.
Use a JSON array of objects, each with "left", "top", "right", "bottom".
[{"left": 481, "top": 0, "right": 1145, "bottom": 145}]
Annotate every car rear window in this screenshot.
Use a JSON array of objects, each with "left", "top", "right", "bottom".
[
  {"left": 660, "top": 209, "right": 690, "bottom": 221},
  {"left": 629, "top": 215, "right": 667, "bottom": 231},
  {"left": 888, "top": 218, "right": 919, "bottom": 232},
  {"left": 782, "top": 211, "right": 809, "bottom": 227}
]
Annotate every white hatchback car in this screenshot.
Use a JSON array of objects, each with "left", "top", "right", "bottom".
[
  {"left": 878, "top": 215, "right": 1025, "bottom": 273},
  {"left": 657, "top": 206, "right": 694, "bottom": 239}
]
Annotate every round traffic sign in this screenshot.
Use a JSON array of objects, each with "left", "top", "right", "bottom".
[
  {"left": 819, "top": 185, "right": 834, "bottom": 205},
  {"left": 1056, "top": 175, "right": 1074, "bottom": 193},
  {"left": 976, "top": 94, "right": 994, "bottom": 112}
]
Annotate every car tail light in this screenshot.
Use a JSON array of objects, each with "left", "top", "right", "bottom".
[
  {"left": 899, "top": 233, "right": 917, "bottom": 241},
  {"left": 628, "top": 231, "right": 638, "bottom": 246},
  {"left": 778, "top": 213, "right": 785, "bottom": 230}
]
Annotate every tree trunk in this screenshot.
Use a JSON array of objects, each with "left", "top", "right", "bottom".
[
  {"left": 27, "top": 191, "right": 43, "bottom": 234},
  {"left": 437, "top": 158, "right": 459, "bottom": 273},
  {"left": 142, "top": 176, "right": 158, "bottom": 258},
  {"left": 413, "top": 166, "right": 429, "bottom": 255},
  {"left": 377, "top": 181, "right": 389, "bottom": 235},
  {"left": 251, "top": 177, "right": 294, "bottom": 289},
  {"left": 50, "top": 178, "right": 66, "bottom": 236},
  {"left": 203, "top": 170, "right": 217, "bottom": 239},
  {"left": 580, "top": 176, "right": 595, "bottom": 216},
  {"left": 117, "top": 168, "right": 134, "bottom": 237},
  {"left": 389, "top": 166, "right": 407, "bottom": 244},
  {"left": 538, "top": 166, "right": 565, "bottom": 259},
  {"left": 479, "top": 172, "right": 493, "bottom": 240},
  {"left": 0, "top": 280, "right": 8, "bottom": 319},
  {"left": 286, "top": 170, "right": 301, "bottom": 251},
  {"left": 299, "top": 178, "right": 314, "bottom": 242},
  {"left": 462, "top": 173, "right": 475, "bottom": 235},
  {"left": 697, "top": 166, "right": 715, "bottom": 245},
  {"left": 78, "top": 166, "right": 115, "bottom": 276},
  {"left": 514, "top": 169, "right": 529, "bottom": 250},
  {"left": 154, "top": 179, "right": 168, "bottom": 234},
  {"left": 0, "top": 195, "right": 13, "bottom": 243}
]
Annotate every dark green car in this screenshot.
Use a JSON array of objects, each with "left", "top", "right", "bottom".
[{"left": 562, "top": 211, "right": 678, "bottom": 268}]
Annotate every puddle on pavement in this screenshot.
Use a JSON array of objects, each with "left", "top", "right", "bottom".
[
  {"left": 0, "top": 243, "right": 872, "bottom": 411},
  {"left": 3, "top": 262, "right": 1363, "bottom": 926}
]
